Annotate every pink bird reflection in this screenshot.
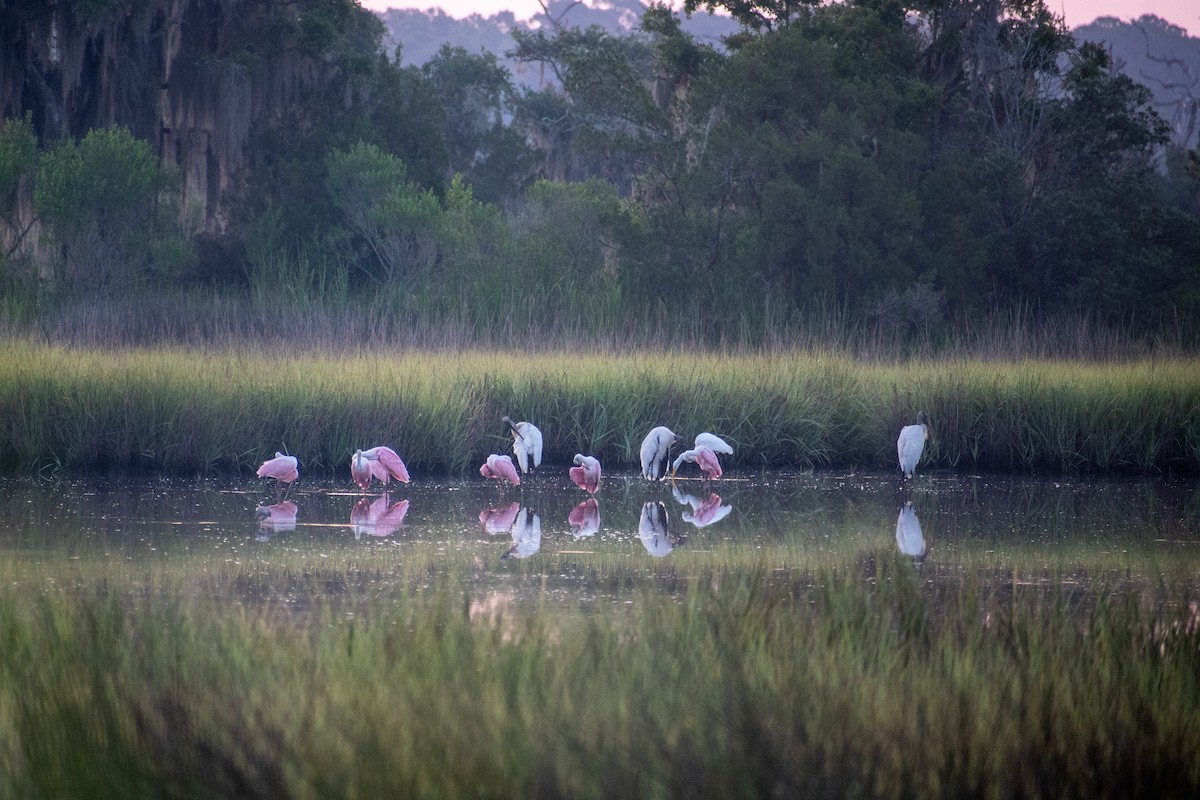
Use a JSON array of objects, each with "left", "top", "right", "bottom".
[
  {"left": 349, "top": 494, "right": 410, "bottom": 539},
  {"left": 256, "top": 500, "right": 298, "bottom": 532},
  {"left": 568, "top": 498, "right": 600, "bottom": 539},
  {"left": 479, "top": 502, "right": 521, "bottom": 535}
]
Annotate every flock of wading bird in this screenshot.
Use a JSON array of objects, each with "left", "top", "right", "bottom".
[{"left": 255, "top": 411, "right": 933, "bottom": 492}]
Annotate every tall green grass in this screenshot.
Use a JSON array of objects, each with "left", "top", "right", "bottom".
[
  {"left": 1, "top": 342, "right": 1198, "bottom": 475},
  {"left": 1, "top": 559, "right": 1197, "bottom": 798}
]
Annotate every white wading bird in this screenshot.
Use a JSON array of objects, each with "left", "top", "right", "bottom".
[
  {"left": 640, "top": 426, "right": 679, "bottom": 481},
  {"left": 502, "top": 416, "right": 543, "bottom": 475},
  {"left": 897, "top": 411, "right": 930, "bottom": 479}
]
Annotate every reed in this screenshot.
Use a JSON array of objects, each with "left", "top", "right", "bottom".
[
  {"left": 3, "top": 342, "right": 1199, "bottom": 476},
  {"left": 1, "top": 556, "right": 1197, "bottom": 798}
]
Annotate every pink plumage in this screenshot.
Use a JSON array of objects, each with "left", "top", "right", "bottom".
[
  {"left": 693, "top": 446, "right": 723, "bottom": 480},
  {"left": 351, "top": 446, "right": 411, "bottom": 490},
  {"left": 257, "top": 452, "right": 299, "bottom": 484},
  {"left": 480, "top": 454, "right": 520, "bottom": 486},
  {"left": 569, "top": 454, "right": 602, "bottom": 494}
]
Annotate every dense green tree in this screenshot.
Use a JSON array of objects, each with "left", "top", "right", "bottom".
[{"left": 34, "top": 126, "right": 186, "bottom": 294}]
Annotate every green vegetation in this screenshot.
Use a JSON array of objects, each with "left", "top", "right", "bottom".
[
  {"left": 1, "top": 551, "right": 1197, "bottom": 798},
  {"left": 3, "top": 1, "right": 1199, "bottom": 344},
  {"left": 1, "top": 343, "right": 1197, "bottom": 475}
]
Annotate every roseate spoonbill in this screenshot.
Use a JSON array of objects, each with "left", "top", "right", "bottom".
[
  {"left": 568, "top": 498, "right": 601, "bottom": 539},
  {"left": 480, "top": 453, "right": 521, "bottom": 486},
  {"left": 257, "top": 452, "right": 298, "bottom": 500},
  {"left": 895, "top": 501, "right": 927, "bottom": 562},
  {"left": 671, "top": 445, "right": 723, "bottom": 480},
  {"left": 350, "top": 446, "right": 411, "bottom": 490},
  {"left": 693, "top": 432, "right": 733, "bottom": 456},
  {"left": 640, "top": 426, "right": 679, "bottom": 481},
  {"left": 502, "top": 416, "right": 543, "bottom": 474},
  {"left": 569, "top": 454, "right": 602, "bottom": 494},
  {"left": 897, "top": 411, "right": 930, "bottom": 479}
]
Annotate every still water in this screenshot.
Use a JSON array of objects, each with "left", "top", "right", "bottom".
[{"left": 2, "top": 470, "right": 1197, "bottom": 601}]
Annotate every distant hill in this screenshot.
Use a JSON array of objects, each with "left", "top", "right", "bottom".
[
  {"left": 1073, "top": 14, "right": 1200, "bottom": 150},
  {"left": 376, "top": 5, "right": 1200, "bottom": 150},
  {"left": 378, "top": 0, "right": 738, "bottom": 88}
]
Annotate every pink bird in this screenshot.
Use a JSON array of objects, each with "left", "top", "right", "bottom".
[
  {"left": 257, "top": 452, "right": 299, "bottom": 484},
  {"left": 671, "top": 445, "right": 723, "bottom": 480},
  {"left": 350, "top": 446, "right": 411, "bottom": 490},
  {"left": 569, "top": 453, "right": 602, "bottom": 494},
  {"left": 480, "top": 453, "right": 520, "bottom": 486}
]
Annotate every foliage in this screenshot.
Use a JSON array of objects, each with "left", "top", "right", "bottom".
[{"left": 33, "top": 126, "right": 186, "bottom": 294}]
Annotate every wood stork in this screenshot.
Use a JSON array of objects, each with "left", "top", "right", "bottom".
[
  {"left": 502, "top": 416, "right": 543, "bottom": 474},
  {"left": 897, "top": 411, "right": 930, "bottom": 479}
]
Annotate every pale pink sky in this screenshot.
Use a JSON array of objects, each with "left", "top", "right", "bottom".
[{"left": 359, "top": 0, "right": 1197, "bottom": 35}]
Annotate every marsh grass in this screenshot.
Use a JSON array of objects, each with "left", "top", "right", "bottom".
[
  {"left": 2, "top": 555, "right": 1198, "bottom": 799},
  {"left": 1, "top": 343, "right": 1198, "bottom": 476}
]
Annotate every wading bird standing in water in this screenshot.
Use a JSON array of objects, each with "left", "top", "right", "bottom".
[
  {"left": 350, "top": 446, "right": 411, "bottom": 490},
  {"left": 671, "top": 445, "right": 723, "bottom": 481},
  {"left": 897, "top": 411, "right": 930, "bottom": 479},
  {"left": 257, "top": 451, "right": 299, "bottom": 500},
  {"left": 569, "top": 454, "right": 602, "bottom": 494},
  {"left": 481, "top": 453, "right": 521, "bottom": 487},
  {"left": 640, "top": 426, "right": 679, "bottom": 481},
  {"left": 502, "top": 416, "right": 543, "bottom": 475},
  {"left": 693, "top": 432, "right": 734, "bottom": 458}
]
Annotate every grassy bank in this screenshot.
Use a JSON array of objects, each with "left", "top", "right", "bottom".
[
  {"left": 1, "top": 558, "right": 1197, "bottom": 798},
  {"left": 1, "top": 342, "right": 1199, "bottom": 475}
]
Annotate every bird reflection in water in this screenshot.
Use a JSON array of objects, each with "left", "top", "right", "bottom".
[
  {"left": 349, "top": 493, "right": 410, "bottom": 540},
  {"left": 501, "top": 507, "right": 541, "bottom": 561},
  {"left": 255, "top": 500, "right": 298, "bottom": 541},
  {"left": 638, "top": 501, "right": 684, "bottom": 557},
  {"left": 671, "top": 485, "right": 732, "bottom": 529},
  {"left": 568, "top": 498, "right": 601, "bottom": 539},
  {"left": 895, "top": 501, "right": 927, "bottom": 563},
  {"left": 479, "top": 502, "right": 521, "bottom": 535}
]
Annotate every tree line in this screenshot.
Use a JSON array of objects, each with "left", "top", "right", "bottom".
[{"left": 2, "top": 0, "right": 1198, "bottom": 345}]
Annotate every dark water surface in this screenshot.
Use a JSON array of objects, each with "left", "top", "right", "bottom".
[{"left": 2, "top": 471, "right": 1198, "bottom": 618}]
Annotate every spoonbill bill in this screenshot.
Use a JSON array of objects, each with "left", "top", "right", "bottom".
[
  {"left": 481, "top": 453, "right": 521, "bottom": 486},
  {"left": 350, "top": 446, "right": 411, "bottom": 490},
  {"left": 569, "top": 454, "right": 602, "bottom": 494},
  {"left": 502, "top": 416, "right": 543, "bottom": 474},
  {"left": 897, "top": 411, "right": 930, "bottom": 479},
  {"left": 640, "top": 426, "right": 679, "bottom": 481}
]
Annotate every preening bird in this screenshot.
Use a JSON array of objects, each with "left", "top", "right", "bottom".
[
  {"left": 569, "top": 454, "right": 602, "bottom": 494},
  {"left": 897, "top": 411, "right": 930, "bottom": 479},
  {"left": 640, "top": 426, "right": 679, "bottom": 481},
  {"left": 692, "top": 432, "right": 733, "bottom": 456},
  {"left": 350, "top": 446, "right": 411, "bottom": 490},
  {"left": 480, "top": 453, "right": 521, "bottom": 486},
  {"left": 502, "top": 416, "right": 543, "bottom": 474},
  {"left": 671, "top": 445, "right": 723, "bottom": 480},
  {"left": 257, "top": 452, "right": 299, "bottom": 484}
]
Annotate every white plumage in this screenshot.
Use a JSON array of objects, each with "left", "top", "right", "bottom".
[
  {"left": 692, "top": 432, "right": 733, "bottom": 455},
  {"left": 897, "top": 411, "right": 930, "bottom": 479},
  {"left": 503, "top": 416, "right": 543, "bottom": 474},
  {"left": 640, "top": 426, "right": 679, "bottom": 481}
]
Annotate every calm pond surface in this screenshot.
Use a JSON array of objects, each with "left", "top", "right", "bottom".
[{"left": 2, "top": 470, "right": 1198, "bottom": 608}]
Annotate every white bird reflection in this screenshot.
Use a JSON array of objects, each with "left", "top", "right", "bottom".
[
  {"left": 638, "top": 501, "right": 684, "bottom": 557},
  {"left": 671, "top": 485, "right": 732, "bottom": 529},
  {"left": 256, "top": 500, "right": 298, "bottom": 540},
  {"left": 501, "top": 507, "right": 541, "bottom": 561},
  {"left": 479, "top": 502, "right": 521, "bottom": 535},
  {"left": 349, "top": 494, "right": 410, "bottom": 540},
  {"left": 568, "top": 498, "right": 601, "bottom": 539},
  {"left": 895, "top": 501, "right": 927, "bottom": 563}
]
